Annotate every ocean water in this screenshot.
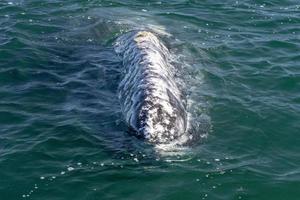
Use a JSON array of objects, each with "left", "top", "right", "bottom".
[{"left": 1, "top": 0, "right": 300, "bottom": 199}]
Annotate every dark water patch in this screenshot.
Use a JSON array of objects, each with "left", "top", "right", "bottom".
[
  {"left": 0, "top": 110, "right": 28, "bottom": 125},
  {"left": 14, "top": 22, "right": 65, "bottom": 35},
  {"left": 0, "top": 68, "right": 29, "bottom": 85}
]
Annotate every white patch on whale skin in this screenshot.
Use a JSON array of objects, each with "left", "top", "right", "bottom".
[{"left": 115, "top": 31, "right": 187, "bottom": 144}]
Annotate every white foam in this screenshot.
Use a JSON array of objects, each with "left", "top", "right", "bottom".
[{"left": 67, "top": 167, "right": 74, "bottom": 171}]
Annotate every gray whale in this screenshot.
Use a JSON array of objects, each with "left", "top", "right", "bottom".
[{"left": 114, "top": 31, "right": 187, "bottom": 144}]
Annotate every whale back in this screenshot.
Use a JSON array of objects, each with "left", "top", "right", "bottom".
[{"left": 115, "top": 31, "right": 187, "bottom": 144}]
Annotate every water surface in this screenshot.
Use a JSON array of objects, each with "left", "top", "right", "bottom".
[{"left": 1, "top": 0, "right": 300, "bottom": 199}]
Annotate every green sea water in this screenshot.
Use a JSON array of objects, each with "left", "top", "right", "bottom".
[{"left": 1, "top": 0, "right": 300, "bottom": 199}]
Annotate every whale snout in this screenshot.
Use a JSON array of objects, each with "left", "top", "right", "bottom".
[{"left": 115, "top": 30, "right": 187, "bottom": 144}]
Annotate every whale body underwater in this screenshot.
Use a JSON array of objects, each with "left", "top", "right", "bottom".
[{"left": 114, "top": 31, "right": 188, "bottom": 144}]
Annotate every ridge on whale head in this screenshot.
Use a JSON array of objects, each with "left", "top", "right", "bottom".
[{"left": 114, "top": 30, "right": 188, "bottom": 144}]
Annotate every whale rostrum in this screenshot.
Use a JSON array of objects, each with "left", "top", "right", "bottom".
[{"left": 115, "top": 31, "right": 187, "bottom": 144}]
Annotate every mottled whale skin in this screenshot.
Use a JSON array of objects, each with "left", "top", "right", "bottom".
[{"left": 114, "top": 31, "right": 187, "bottom": 144}]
